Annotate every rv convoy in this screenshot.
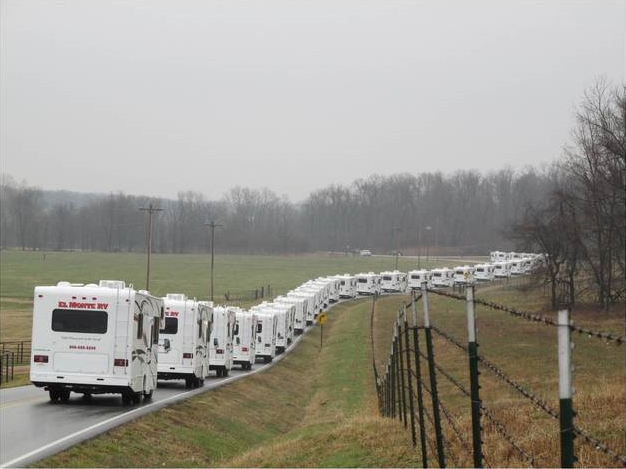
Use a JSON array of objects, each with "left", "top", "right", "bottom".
[{"left": 29, "top": 251, "right": 542, "bottom": 404}]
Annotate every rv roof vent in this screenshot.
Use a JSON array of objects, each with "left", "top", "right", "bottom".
[
  {"left": 99, "top": 280, "right": 126, "bottom": 289},
  {"left": 85, "top": 283, "right": 98, "bottom": 288},
  {"left": 56, "top": 281, "right": 71, "bottom": 287},
  {"left": 166, "top": 293, "right": 186, "bottom": 301}
]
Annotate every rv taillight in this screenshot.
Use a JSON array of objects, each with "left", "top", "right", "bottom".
[
  {"left": 33, "top": 355, "right": 48, "bottom": 363},
  {"left": 241, "top": 347, "right": 248, "bottom": 352},
  {"left": 114, "top": 358, "right": 128, "bottom": 367},
  {"left": 183, "top": 353, "right": 193, "bottom": 359},
  {"left": 216, "top": 349, "right": 224, "bottom": 355}
]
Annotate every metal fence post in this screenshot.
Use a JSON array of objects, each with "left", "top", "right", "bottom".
[
  {"left": 558, "top": 308, "right": 575, "bottom": 468},
  {"left": 422, "top": 283, "right": 446, "bottom": 467},
  {"left": 412, "top": 293, "right": 429, "bottom": 467},
  {"left": 466, "top": 286, "right": 483, "bottom": 468},
  {"left": 390, "top": 343, "right": 397, "bottom": 419},
  {"left": 403, "top": 319, "right": 417, "bottom": 447},
  {"left": 397, "top": 319, "right": 408, "bottom": 427}
]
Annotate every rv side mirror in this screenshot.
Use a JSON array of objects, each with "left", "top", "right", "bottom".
[{"left": 163, "top": 338, "right": 171, "bottom": 351}]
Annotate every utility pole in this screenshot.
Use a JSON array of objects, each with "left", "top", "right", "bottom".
[
  {"left": 139, "top": 204, "right": 163, "bottom": 291},
  {"left": 204, "top": 220, "right": 222, "bottom": 302},
  {"left": 393, "top": 226, "right": 401, "bottom": 270}
]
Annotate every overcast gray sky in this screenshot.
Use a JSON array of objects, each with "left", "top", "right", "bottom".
[{"left": 1, "top": 1, "right": 625, "bottom": 203}]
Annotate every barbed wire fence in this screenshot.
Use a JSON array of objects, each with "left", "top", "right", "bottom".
[{"left": 373, "top": 284, "right": 626, "bottom": 467}]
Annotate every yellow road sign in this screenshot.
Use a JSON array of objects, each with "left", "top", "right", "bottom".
[{"left": 318, "top": 313, "right": 327, "bottom": 324}]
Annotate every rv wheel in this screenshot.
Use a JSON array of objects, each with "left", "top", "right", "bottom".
[
  {"left": 122, "top": 391, "right": 132, "bottom": 405},
  {"left": 143, "top": 389, "right": 153, "bottom": 401},
  {"left": 59, "top": 389, "right": 71, "bottom": 402},
  {"left": 185, "top": 377, "right": 193, "bottom": 388},
  {"left": 131, "top": 391, "right": 141, "bottom": 404},
  {"left": 48, "top": 389, "right": 60, "bottom": 402}
]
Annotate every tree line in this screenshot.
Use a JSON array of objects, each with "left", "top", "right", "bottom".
[{"left": 0, "top": 167, "right": 551, "bottom": 256}]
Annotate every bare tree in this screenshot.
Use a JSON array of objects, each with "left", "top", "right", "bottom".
[{"left": 564, "top": 79, "right": 626, "bottom": 308}]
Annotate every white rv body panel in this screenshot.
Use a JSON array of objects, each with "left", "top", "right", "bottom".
[
  {"left": 289, "top": 288, "right": 321, "bottom": 323},
  {"left": 286, "top": 290, "right": 315, "bottom": 326},
  {"left": 380, "top": 270, "right": 408, "bottom": 293},
  {"left": 267, "top": 302, "right": 295, "bottom": 350},
  {"left": 250, "top": 302, "right": 289, "bottom": 353},
  {"left": 356, "top": 272, "right": 381, "bottom": 295},
  {"left": 298, "top": 283, "right": 328, "bottom": 311},
  {"left": 254, "top": 311, "right": 278, "bottom": 362},
  {"left": 274, "top": 295, "right": 307, "bottom": 334},
  {"left": 473, "top": 264, "right": 495, "bottom": 282},
  {"left": 408, "top": 270, "right": 431, "bottom": 290},
  {"left": 493, "top": 261, "right": 512, "bottom": 278},
  {"left": 332, "top": 274, "right": 358, "bottom": 299},
  {"left": 232, "top": 309, "right": 257, "bottom": 370},
  {"left": 314, "top": 277, "right": 341, "bottom": 303},
  {"left": 30, "top": 280, "right": 163, "bottom": 404},
  {"left": 207, "top": 305, "right": 235, "bottom": 377},
  {"left": 430, "top": 268, "right": 454, "bottom": 288},
  {"left": 509, "top": 258, "right": 525, "bottom": 276},
  {"left": 453, "top": 265, "right": 475, "bottom": 285},
  {"left": 158, "top": 294, "right": 212, "bottom": 388}
]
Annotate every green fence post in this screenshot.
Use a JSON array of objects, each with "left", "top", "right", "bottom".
[
  {"left": 422, "top": 283, "right": 446, "bottom": 467},
  {"left": 411, "top": 293, "right": 429, "bottom": 467},
  {"left": 558, "top": 308, "right": 575, "bottom": 468},
  {"left": 466, "top": 286, "right": 483, "bottom": 468},
  {"left": 397, "top": 319, "right": 408, "bottom": 427},
  {"left": 403, "top": 318, "right": 417, "bottom": 447}
]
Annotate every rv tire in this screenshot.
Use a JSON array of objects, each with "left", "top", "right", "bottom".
[
  {"left": 49, "top": 388, "right": 60, "bottom": 402},
  {"left": 185, "top": 377, "right": 193, "bottom": 388},
  {"left": 60, "top": 389, "right": 70, "bottom": 402},
  {"left": 223, "top": 367, "right": 229, "bottom": 377},
  {"left": 144, "top": 389, "right": 153, "bottom": 400},
  {"left": 131, "top": 391, "right": 141, "bottom": 404}
]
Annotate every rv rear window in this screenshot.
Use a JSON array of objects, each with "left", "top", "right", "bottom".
[
  {"left": 358, "top": 278, "right": 367, "bottom": 283},
  {"left": 160, "top": 317, "right": 178, "bottom": 335},
  {"left": 51, "top": 309, "right": 108, "bottom": 334}
]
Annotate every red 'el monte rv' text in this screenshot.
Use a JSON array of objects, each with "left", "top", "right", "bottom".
[{"left": 57, "top": 301, "right": 109, "bottom": 309}]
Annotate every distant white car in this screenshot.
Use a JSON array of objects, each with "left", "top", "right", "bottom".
[{"left": 359, "top": 249, "right": 372, "bottom": 256}]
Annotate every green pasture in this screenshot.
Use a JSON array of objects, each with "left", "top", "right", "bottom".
[{"left": 0, "top": 250, "right": 457, "bottom": 341}]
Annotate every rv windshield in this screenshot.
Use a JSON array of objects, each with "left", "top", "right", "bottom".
[
  {"left": 160, "top": 317, "right": 178, "bottom": 335},
  {"left": 51, "top": 309, "right": 108, "bottom": 334}
]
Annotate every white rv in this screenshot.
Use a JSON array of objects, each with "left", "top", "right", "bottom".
[
  {"left": 30, "top": 280, "right": 163, "bottom": 404},
  {"left": 289, "top": 288, "right": 321, "bottom": 324},
  {"left": 430, "top": 268, "right": 454, "bottom": 288},
  {"left": 316, "top": 277, "right": 341, "bottom": 303},
  {"left": 473, "top": 264, "right": 495, "bottom": 282},
  {"left": 356, "top": 272, "right": 381, "bottom": 295},
  {"left": 158, "top": 294, "right": 212, "bottom": 388},
  {"left": 274, "top": 295, "right": 308, "bottom": 334},
  {"left": 207, "top": 305, "right": 235, "bottom": 377},
  {"left": 380, "top": 270, "right": 408, "bottom": 293},
  {"left": 251, "top": 302, "right": 290, "bottom": 354},
  {"left": 332, "top": 274, "right": 358, "bottom": 299},
  {"left": 493, "top": 261, "right": 512, "bottom": 278},
  {"left": 232, "top": 309, "right": 256, "bottom": 370},
  {"left": 453, "top": 265, "right": 475, "bottom": 285},
  {"left": 299, "top": 282, "right": 329, "bottom": 311},
  {"left": 408, "top": 270, "right": 431, "bottom": 291},
  {"left": 254, "top": 311, "right": 278, "bottom": 363},
  {"left": 270, "top": 302, "right": 296, "bottom": 351},
  {"left": 509, "top": 258, "right": 526, "bottom": 276}
]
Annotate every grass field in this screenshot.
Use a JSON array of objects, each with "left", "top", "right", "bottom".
[{"left": 2, "top": 251, "right": 624, "bottom": 466}]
